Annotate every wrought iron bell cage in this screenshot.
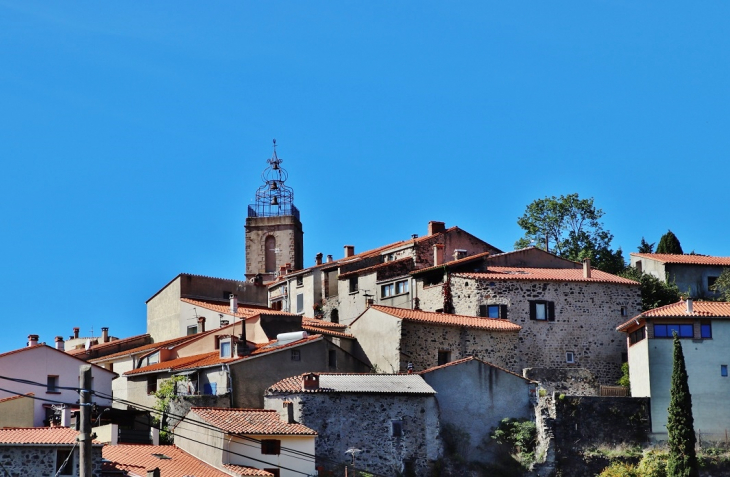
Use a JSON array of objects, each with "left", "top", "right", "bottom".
[{"left": 248, "top": 140, "right": 299, "bottom": 219}]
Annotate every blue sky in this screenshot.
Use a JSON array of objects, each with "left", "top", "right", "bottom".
[{"left": 1, "top": 2, "right": 728, "bottom": 351}]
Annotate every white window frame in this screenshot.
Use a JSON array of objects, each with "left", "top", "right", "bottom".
[{"left": 566, "top": 352, "right": 575, "bottom": 364}]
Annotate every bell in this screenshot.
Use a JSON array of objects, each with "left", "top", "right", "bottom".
[
  {"left": 270, "top": 181, "right": 278, "bottom": 190},
  {"left": 271, "top": 196, "right": 279, "bottom": 206}
]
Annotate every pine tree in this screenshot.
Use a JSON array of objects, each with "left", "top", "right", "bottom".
[
  {"left": 638, "top": 237, "right": 655, "bottom": 254},
  {"left": 657, "top": 230, "right": 684, "bottom": 254},
  {"left": 666, "top": 333, "right": 699, "bottom": 477}
]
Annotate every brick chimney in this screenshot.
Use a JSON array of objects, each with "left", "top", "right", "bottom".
[
  {"left": 55, "top": 336, "right": 65, "bottom": 351},
  {"left": 28, "top": 334, "right": 39, "bottom": 347},
  {"left": 101, "top": 327, "right": 109, "bottom": 343},
  {"left": 230, "top": 294, "right": 238, "bottom": 314},
  {"left": 198, "top": 317, "right": 206, "bottom": 334},
  {"left": 583, "top": 259, "right": 591, "bottom": 279},
  {"left": 428, "top": 221, "right": 446, "bottom": 236},
  {"left": 315, "top": 253, "right": 323, "bottom": 266},
  {"left": 453, "top": 249, "right": 467, "bottom": 261},
  {"left": 73, "top": 327, "right": 80, "bottom": 339},
  {"left": 302, "top": 373, "right": 320, "bottom": 391},
  {"left": 434, "top": 244, "right": 444, "bottom": 266},
  {"left": 344, "top": 245, "right": 355, "bottom": 258}
]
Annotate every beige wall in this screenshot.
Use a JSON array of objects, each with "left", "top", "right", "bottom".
[
  {"left": 627, "top": 337, "right": 651, "bottom": 398},
  {"left": 349, "top": 309, "right": 404, "bottom": 373},
  {"left": 147, "top": 276, "right": 182, "bottom": 342},
  {"left": 0, "top": 395, "right": 34, "bottom": 427}
]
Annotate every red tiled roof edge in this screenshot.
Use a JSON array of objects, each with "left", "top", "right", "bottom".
[{"left": 418, "top": 356, "right": 534, "bottom": 382}]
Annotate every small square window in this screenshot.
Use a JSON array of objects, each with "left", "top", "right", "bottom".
[
  {"left": 349, "top": 277, "right": 358, "bottom": 293},
  {"left": 47, "top": 376, "right": 59, "bottom": 393},
  {"left": 621, "top": 307, "right": 628, "bottom": 317},
  {"left": 220, "top": 341, "right": 231, "bottom": 358},
  {"left": 396, "top": 280, "right": 409, "bottom": 294},
  {"left": 708, "top": 276, "right": 719, "bottom": 289},
  {"left": 187, "top": 325, "right": 198, "bottom": 336},
  {"left": 261, "top": 439, "right": 281, "bottom": 455},
  {"left": 296, "top": 294, "right": 304, "bottom": 314},
  {"left": 535, "top": 303, "right": 547, "bottom": 320},
  {"left": 487, "top": 305, "right": 500, "bottom": 318},
  {"left": 56, "top": 449, "right": 73, "bottom": 475},
  {"left": 382, "top": 283, "right": 394, "bottom": 298},
  {"left": 291, "top": 349, "right": 301, "bottom": 361},
  {"left": 566, "top": 352, "right": 575, "bottom": 364},
  {"left": 147, "top": 376, "right": 157, "bottom": 395},
  {"left": 437, "top": 350, "right": 451, "bottom": 366},
  {"left": 722, "top": 365, "right": 728, "bottom": 377},
  {"left": 296, "top": 276, "right": 303, "bottom": 287},
  {"left": 391, "top": 419, "right": 403, "bottom": 437},
  {"left": 701, "top": 323, "right": 712, "bottom": 339}
]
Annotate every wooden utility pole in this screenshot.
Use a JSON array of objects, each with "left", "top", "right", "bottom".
[{"left": 79, "top": 365, "right": 92, "bottom": 477}]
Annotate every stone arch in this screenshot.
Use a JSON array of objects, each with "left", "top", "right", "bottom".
[{"left": 265, "top": 235, "right": 276, "bottom": 273}]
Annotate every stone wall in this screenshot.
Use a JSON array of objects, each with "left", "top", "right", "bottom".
[
  {"left": 0, "top": 446, "right": 103, "bottom": 476},
  {"left": 168, "top": 393, "right": 231, "bottom": 431},
  {"left": 524, "top": 367, "right": 600, "bottom": 396},
  {"left": 265, "top": 392, "right": 441, "bottom": 477},
  {"left": 401, "top": 321, "right": 518, "bottom": 373},
  {"left": 417, "top": 276, "right": 642, "bottom": 384},
  {"left": 245, "top": 215, "right": 303, "bottom": 280}
]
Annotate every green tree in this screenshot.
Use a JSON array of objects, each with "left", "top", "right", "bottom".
[
  {"left": 709, "top": 268, "right": 730, "bottom": 302},
  {"left": 619, "top": 267, "right": 681, "bottom": 311},
  {"left": 666, "top": 334, "right": 699, "bottom": 477},
  {"left": 153, "top": 376, "right": 188, "bottom": 444},
  {"left": 638, "top": 237, "right": 655, "bottom": 254},
  {"left": 656, "top": 230, "right": 684, "bottom": 254},
  {"left": 514, "top": 193, "right": 625, "bottom": 274}
]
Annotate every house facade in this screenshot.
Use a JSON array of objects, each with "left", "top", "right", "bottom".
[
  {"left": 618, "top": 300, "right": 730, "bottom": 439},
  {"left": 174, "top": 407, "right": 317, "bottom": 477},
  {"left": 630, "top": 253, "right": 730, "bottom": 298},
  {"left": 265, "top": 373, "right": 441, "bottom": 477}
]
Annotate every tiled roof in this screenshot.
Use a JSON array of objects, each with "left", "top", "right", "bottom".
[
  {"left": 301, "top": 318, "right": 347, "bottom": 330},
  {"left": 631, "top": 253, "right": 730, "bottom": 266},
  {"left": 267, "top": 373, "right": 436, "bottom": 395},
  {"left": 456, "top": 267, "right": 639, "bottom": 285},
  {"left": 411, "top": 251, "right": 492, "bottom": 275},
  {"left": 359, "top": 305, "right": 521, "bottom": 331},
  {"left": 103, "top": 444, "right": 232, "bottom": 476},
  {"left": 223, "top": 464, "right": 275, "bottom": 476},
  {"left": 181, "top": 298, "right": 293, "bottom": 319},
  {"left": 66, "top": 333, "right": 150, "bottom": 356},
  {"left": 189, "top": 408, "right": 317, "bottom": 435},
  {"left": 248, "top": 335, "right": 323, "bottom": 356},
  {"left": 0, "top": 344, "right": 116, "bottom": 375},
  {"left": 418, "top": 356, "right": 533, "bottom": 382},
  {"left": 617, "top": 301, "right": 730, "bottom": 331},
  {"left": 0, "top": 393, "right": 33, "bottom": 404},
  {"left": 338, "top": 257, "right": 414, "bottom": 279},
  {"left": 89, "top": 334, "right": 204, "bottom": 364},
  {"left": 0, "top": 427, "right": 102, "bottom": 445},
  {"left": 302, "top": 325, "right": 354, "bottom": 338}
]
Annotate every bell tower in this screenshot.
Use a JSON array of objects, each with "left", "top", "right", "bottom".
[{"left": 245, "top": 140, "right": 303, "bottom": 282}]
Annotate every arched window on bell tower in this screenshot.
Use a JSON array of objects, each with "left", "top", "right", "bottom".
[{"left": 265, "top": 235, "right": 277, "bottom": 273}]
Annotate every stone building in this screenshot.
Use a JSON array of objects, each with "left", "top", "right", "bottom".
[
  {"left": 630, "top": 252, "right": 730, "bottom": 299},
  {"left": 265, "top": 373, "right": 441, "bottom": 477},
  {"left": 413, "top": 253, "right": 642, "bottom": 384},
  {"left": 349, "top": 305, "right": 521, "bottom": 373}
]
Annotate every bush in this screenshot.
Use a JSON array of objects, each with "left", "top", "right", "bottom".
[
  {"left": 598, "top": 462, "right": 639, "bottom": 477},
  {"left": 491, "top": 418, "right": 537, "bottom": 467},
  {"left": 637, "top": 451, "right": 668, "bottom": 477}
]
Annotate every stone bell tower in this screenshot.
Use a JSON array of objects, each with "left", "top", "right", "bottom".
[{"left": 245, "top": 140, "right": 303, "bottom": 283}]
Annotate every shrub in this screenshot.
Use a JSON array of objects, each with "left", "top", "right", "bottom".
[
  {"left": 598, "top": 462, "right": 639, "bottom": 477},
  {"left": 637, "top": 450, "right": 668, "bottom": 477},
  {"left": 491, "top": 418, "right": 537, "bottom": 467}
]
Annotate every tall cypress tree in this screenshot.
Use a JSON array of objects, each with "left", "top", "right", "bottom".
[
  {"left": 657, "top": 230, "right": 684, "bottom": 254},
  {"left": 666, "top": 333, "right": 699, "bottom": 477}
]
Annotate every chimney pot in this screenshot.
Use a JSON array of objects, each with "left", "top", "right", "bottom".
[
  {"left": 434, "top": 244, "right": 445, "bottom": 266},
  {"left": 686, "top": 298, "right": 693, "bottom": 314},
  {"left": 73, "top": 327, "right": 80, "bottom": 339},
  {"left": 583, "top": 259, "right": 591, "bottom": 279},
  {"left": 197, "top": 316, "right": 206, "bottom": 333},
  {"left": 315, "top": 253, "right": 323, "bottom": 266},
  {"left": 55, "top": 336, "right": 65, "bottom": 351},
  {"left": 326, "top": 254, "right": 333, "bottom": 263},
  {"left": 344, "top": 245, "right": 355, "bottom": 258},
  {"left": 101, "top": 327, "right": 109, "bottom": 343},
  {"left": 428, "top": 221, "right": 446, "bottom": 236},
  {"left": 302, "top": 373, "right": 320, "bottom": 391},
  {"left": 28, "top": 335, "right": 39, "bottom": 347},
  {"left": 411, "top": 234, "right": 418, "bottom": 240}
]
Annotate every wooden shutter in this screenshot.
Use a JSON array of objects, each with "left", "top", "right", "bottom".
[
  {"left": 529, "top": 301, "right": 536, "bottom": 320},
  {"left": 499, "top": 305, "right": 508, "bottom": 319},
  {"left": 548, "top": 301, "right": 555, "bottom": 321},
  {"left": 478, "top": 305, "right": 488, "bottom": 317}
]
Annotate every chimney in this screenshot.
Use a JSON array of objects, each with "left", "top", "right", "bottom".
[
  {"left": 366, "top": 298, "right": 374, "bottom": 307},
  {"left": 344, "top": 245, "right": 355, "bottom": 258},
  {"left": 55, "top": 336, "right": 65, "bottom": 351},
  {"left": 315, "top": 253, "right": 323, "bottom": 266},
  {"left": 73, "top": 327, "right": 80, "bottom": 339},
  {"left": 411, "top": 234, "right": 418, "bottom": 240},
  {"left": 147, "top": 469, "right": 160, "bottom": 477},
  {"left": 428, "top": 221, "right": 446, "bottom": 236},
  {"left": 230, "top": 294, "right": 238, "bottom": 314},
  {"left": 302, "top": 373, "right": 320, "bottom": 391},
  {"left": 28, "top": 334, "right": 39, "bottom": 347},
  {"left": 434, "top": 244, "right": 444, "bottom": 266},
  {"left": 453, "top": 249, "right": 467, "bottom": 261},
  {"left": 326, "top": 254, "right": 333, "bottom": 263},
  {"left": 279, "top": 265, "right": 287, "bottom": 276},
  {"left": 686, "top": 298, "right": 693, "bottom": 314},
  {"left": 197, "top": 317, "right": 206, "bottom": 334},
  {"left": 583, "top": 259, "right": 591, "bottom": 279},
  {"left": 101, "top": 327, "right": 109, "bottom": 343}
]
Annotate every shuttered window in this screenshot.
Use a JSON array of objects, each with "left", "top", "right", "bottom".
[{"left": 529, "top": 301, "right": 555, "bottom": 321}]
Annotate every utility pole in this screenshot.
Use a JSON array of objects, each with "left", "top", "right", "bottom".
[{"left": 79, "top": 365, "right": 92, "bottom": 477}]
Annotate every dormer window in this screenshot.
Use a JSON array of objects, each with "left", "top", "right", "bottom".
[{"left": 220, "top": 339, "right": 232, "bottom": 358}]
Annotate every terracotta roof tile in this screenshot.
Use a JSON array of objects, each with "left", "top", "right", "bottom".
[
  {"left": 301, "top": 325, "right": 354, "bottom": 338},
  {"left": 103, "top": 444, "right": 232, "bottom": 476},
  {"left": 631, "top": 253, "right": 730, "bottom": 266},
  {"left": 223, "top": 464, "right": 275, "bottom": 476},
  {"left": 411, "top": 251, "right": 492, "bottom": 275},
  {"left": 359, "top": 305, "right": 521, "bottom": 331},
  {"left": 267, "top": 373, "right": 436, "bottom": 394},
  {"left": 0, "top": 393, "right": 34, "bottom": 404},
  {"left": 89, "top": 335, "right": 204, "bottom": 363},
  {"left": 0, "top": 427, "right": 102, "bottom": 445},
  {"left": 617, "top": 301, "right": 730, "bottom": 331},
  {"left": 338, "top": 257, "right": 414, "bottom": 279},
  {"left": 418, "top": 356, "right": 534, "bottom": 382},
  {"left": 301, "top": 318, "right": 347, "bottom": 330},
  {"left": 181, "top": 298, "right": 295, "bottom": 319},
  {"left": 456, "top": 267, "right": 639, "bottom": 285},
  {"left": 66, "top": 333, "right": 150, "bottom": 357},
  {"left": 189, "top": 408, "right": 317, "bottom": 435},
  {"left": 0, "top": 345, "right": 116, "bottom": 375}
]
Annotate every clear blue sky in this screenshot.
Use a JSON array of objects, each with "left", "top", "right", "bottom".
[{"left": 1, "top": 2, "right": 728, "bottom": 352}]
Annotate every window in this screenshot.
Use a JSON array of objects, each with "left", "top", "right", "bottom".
[
  {"left": 349, "top": 277, "right": 358, "bottom": 293},
  {"left": 265, "top": 235, "right": 276, "bottom": 273},
  {"left": 147, "top": 376, "right": 157, "bottom": 395},
  {"left": 437, "top": 350, "right": 451, "bottom": 366},
  {"left": 479, "top": 304, "right": 507, "bottom": 318},
  {"left": 47, "top": 375, "right": 59, "bottom": 393},
  {"left": 701, "top": 323, "right": 712, "bottom": 339},
  {"left": 291, "top": 349, "right": 301, "bottom": 361},
  {"left": 56, "top": 449, "right": 73, "bottom": 475},
  {"left": 423, "top": 271, "right": 444, "bottom": 287},
  {"left": 621, "top": 306, "right": 628, "bottom": 317},
  {"left": 220, "top": 340, "right": 231, "bottom": 358},
  {"left": 629, "top": 327, "right": 646, "bottom": 345},
  {"left": 566, "top": 352, "right": 575, "bottom": 364},
  {"left": 635, "top": 260, "right": 642, "bottom": 272},
  {"left": 395, "top": 280, "right": 409, "bottom": 294},
  {"left": 296, "top": 276, "right": 303, "bottom": 287},
  {"left": 296, "top": 294, "right": 304, "bottom": 314},
  {"left": 261, "top": 439, "right": 281, "bottom": 455},
  {"left": 328, "top": 350, "right": 337, "bottom": 368},
  {"left": 722, "top": 365, "right": 728, "bottom": 377},
  {"left": 391, "top": 419, "right": 403, "bottom": 437},
  {"left": 382, "top": 283, "right": 394, "bottom": 298},
  {"left": 529, "top": 301, "right": 555, "bottom": 321},
  {"left": 187, "top": 325, "right": 197, "bottom": 336},
  {"left": 653, "top": 323, "right": 693, "bottom": 338},
  {"left": 708, "top": 276, "right": 719, "bottom": 289},
  {"left": 330, "top": 308, "right": 339, "bottom": 324}
]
